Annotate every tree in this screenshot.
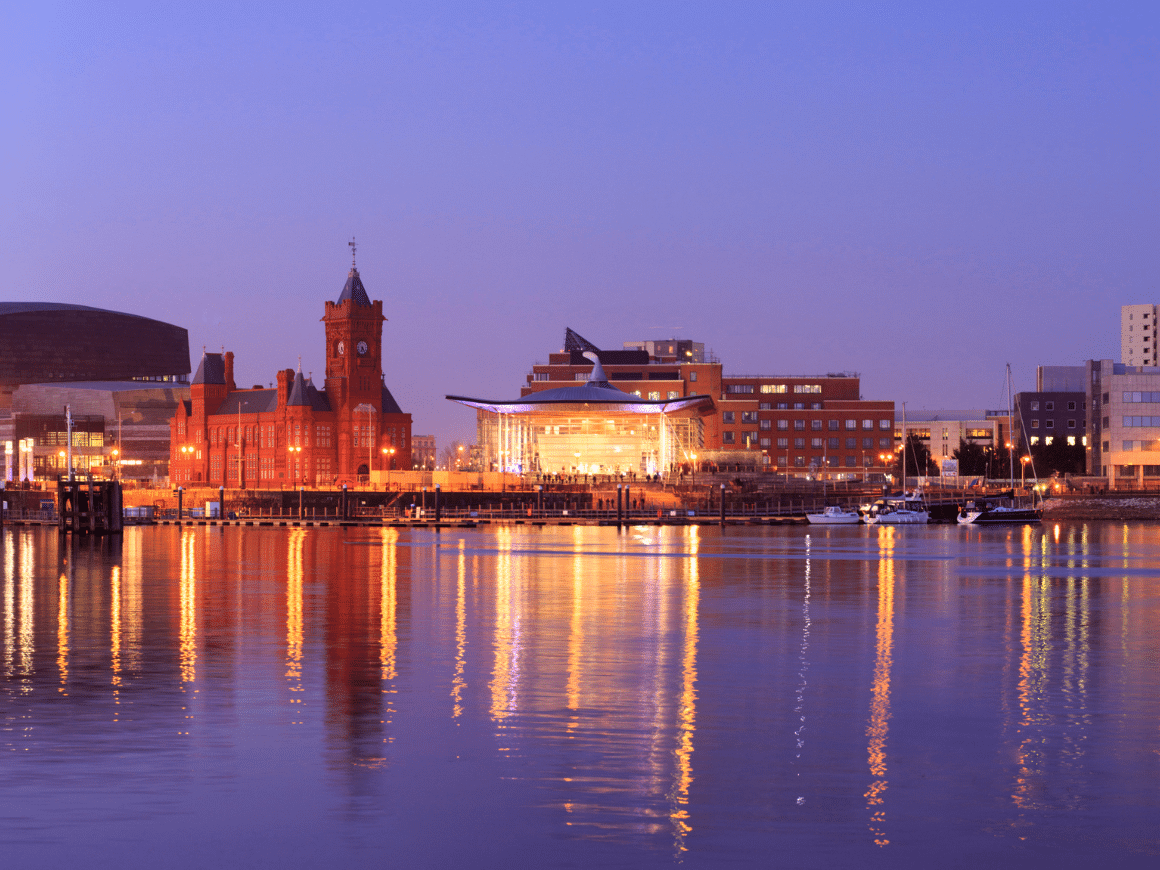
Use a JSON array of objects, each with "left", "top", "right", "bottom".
[
  {"left": 953, "top": 438, "right": 989, "bottom": 476},
  {"left": 1027, "top": 439, "right": 1086, "bottom": 476},
  {"left": 897, "top": 434, "right": 938, "bottom": 477},
  {"left": 440, "top": 440, "right": 465, "bottom": 470}
]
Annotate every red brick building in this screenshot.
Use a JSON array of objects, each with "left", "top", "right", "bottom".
[{"left": 169, "top": 265, "right": 411, "bottom": 487}]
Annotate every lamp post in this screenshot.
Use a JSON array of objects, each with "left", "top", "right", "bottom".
[
  {"left": 1021, "top": 454, "right": 1030, "bottom": 489},
  {"left": 111, "top": 447, "right": 119, "bottom": 482},
  {"left": 236, "top": 400, "right": 248, "bottom": 490},
  {"left": 354, "top": 403, "right": 375, "bottom": 487},
  {"left": 288, "top": 444, "right": 302, "bottom": 487},
  {"left": 381, "top": 446, "right": 395, "bottom": 488}
]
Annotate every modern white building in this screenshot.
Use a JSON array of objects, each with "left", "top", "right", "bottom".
[
  {"left": 895, "top": 410, "right": 1004, "bottom": 463},
  {"left": 1087, "top": 359, "right": 1160, "bottom": 485},
  {"left": 1121, "top": 304, "right": 1158, "bottom": 367}
]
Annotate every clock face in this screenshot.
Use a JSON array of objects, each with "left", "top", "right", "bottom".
[
  {"left": 356, "top": 340, "right": 368, "bottom": 356},
  {"left": 337, "top": 341, "right": 345, "bottom": 355}
]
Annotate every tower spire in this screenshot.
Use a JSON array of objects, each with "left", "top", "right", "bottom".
[{"left": 348, "top": 236, "right": 357, "bottom": 269}]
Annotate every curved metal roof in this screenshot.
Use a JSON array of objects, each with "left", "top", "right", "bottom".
[
  {"left": 447, "top": 352, "right": 714, "bottom": 415},
  {"left": 0, "top": 302, "right": 189, "bottom": 384}
]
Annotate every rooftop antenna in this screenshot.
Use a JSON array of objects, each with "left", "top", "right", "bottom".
[{"left": 348, "top": 236, "right": 357, "bottom": 269}]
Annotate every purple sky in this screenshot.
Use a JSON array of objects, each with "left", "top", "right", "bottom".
[{"left": 4, "top": 3, "right": 1157, "bottom": 447}]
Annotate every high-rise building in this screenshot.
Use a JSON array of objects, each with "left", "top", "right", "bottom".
[{"left": 1121, "top": 304, "right": 1158, "bottom": 366}]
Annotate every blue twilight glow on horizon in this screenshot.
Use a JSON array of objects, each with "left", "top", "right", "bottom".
[{"left": 3, "top": 3, "right": 1157, "bottom": 448}]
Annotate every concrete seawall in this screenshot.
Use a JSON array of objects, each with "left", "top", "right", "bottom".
[{"left": 1042, "top": 495, "right": 1160, "bottom": 521}]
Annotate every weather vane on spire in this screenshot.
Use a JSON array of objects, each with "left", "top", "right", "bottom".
[{"left": 348, "top": 236, "right": 357, "bottom": 269}]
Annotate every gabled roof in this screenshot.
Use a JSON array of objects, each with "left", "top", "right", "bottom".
[
  {"left": 382, "top": 384, "right": 403, "bottom": 415},
  {"left": 192, "top": 353, "right": 225, "bottom": 385},
  {"left": 217, "top": 389, "right": 278, "bottom": 414},
  {"left": 338, "top": 268, "right": 371, "bottom": 306},
  {"left": 285, "top": 375, "right": 331, "bottom": 412},
  {"left": 287, "top": 371, "right": 311, "bottom": 407}
]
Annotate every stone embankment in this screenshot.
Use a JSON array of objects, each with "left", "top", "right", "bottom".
[{"left": 1042, "top": 495, "right": 1160, "bottom": 521}]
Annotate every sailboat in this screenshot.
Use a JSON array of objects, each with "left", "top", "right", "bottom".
[
  {"left": 957, "top": 364, "right": 1042, "bottom": 525},
  {"left": 865, "top": 402, "right": 929, "bottom": 524}
]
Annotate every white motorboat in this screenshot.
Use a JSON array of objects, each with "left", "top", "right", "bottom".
[
  {"left": 806, "top": 505, "right": 861, "bottom": 525},
  {"left": 865, "top": 504, "right": 929, "bottom": 525},
  {"left": 863, "top": 490, "right": 929, "bottom": 525}
]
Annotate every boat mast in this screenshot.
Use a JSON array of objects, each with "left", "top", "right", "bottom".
[{"left": 1007, "top": 363, "right": 1014, "bottom": 488}]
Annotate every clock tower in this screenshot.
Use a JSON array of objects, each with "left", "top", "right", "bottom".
[{"left": 323, "top": 247, "right": 386, "bottom": 477}]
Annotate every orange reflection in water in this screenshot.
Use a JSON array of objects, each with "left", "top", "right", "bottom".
[
  {"left": 450, "top": 537, "right": 465, "bottom": 717},
  {"left": 179, "top": 528, "right": 197, "bottom": 685},
  {"left": 865, "top": 525, "right": 895, "bottom": 847},
  {"left": 669, "top": 525, "right": 700, "bottom": 854},
  {"left": 490, "top": 526, "right": 517, "bottom": 726},
  {"left": 380, "top": 528, "right": 398, "bottom": 683},
  {"left": 57, "top": 571, "right": 69, "bottom": 693},
  {"left": 110, "top": 566, "right": 121, "bottom": 694},
  {"left": 286, "top": 528, "right": 305, "bottom": 721}
]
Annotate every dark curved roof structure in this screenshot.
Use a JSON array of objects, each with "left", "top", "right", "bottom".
[
  {"left": 448, "top": 352, "right": 715, "bottom": 416},
  {"left": 0, "top": 302, "right": 190, "bottom": 384}
]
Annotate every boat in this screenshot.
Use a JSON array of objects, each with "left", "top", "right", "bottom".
[
  {"left": 957, "top": 497, "right": 1041, "bottom": 525},
  {"left": 806, "top": 505, "right": 861, "bottom": 525},
  {"left": 863, "top": 490, "right": 929, "bottom": 525},
  {"left": 955, "top": 364, "right": 1042, "bottom": 525},
  {"left": 865, "top": 503, "right": 929, "bottom": 524}
]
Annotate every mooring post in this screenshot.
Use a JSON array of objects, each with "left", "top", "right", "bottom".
[
  {"left": 177, "top": 486, "right": 184, "bottom": 521},
  {"left": 435, "top": 484, "right": 441, "bottom": 523},
  {"left": 218, "top": 486, "right": 224, "bottom": 522},
  {"left": 299, "top": 486, "right": 304, "bottom": 520},
  {"left": 719, "top": 483, "right": 726, "bottom": 526},
  {"left": 617, "top": 484, "right": 623, "bottom": 529},
  {"left": 625, "top": 485, "right": 630, "bottom": 522},
  {"left": 341, "top": 483, "right": 347, "bottom": 520}
]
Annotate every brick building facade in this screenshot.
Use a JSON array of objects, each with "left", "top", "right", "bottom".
[{"left": 169, "top": 265, "right": 411, "bottom": 487}]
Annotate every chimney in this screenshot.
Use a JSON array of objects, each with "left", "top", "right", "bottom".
[
  {"left": 224, "top": 351, "right": 236, "bottom": 392},
  {"left": 276, "top": 368, "right": 293, "bottom": 408}
]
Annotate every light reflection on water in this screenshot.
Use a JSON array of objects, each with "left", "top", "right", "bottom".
[{"left": 1, "top": 522, "right": 1159, "bottom": 868}]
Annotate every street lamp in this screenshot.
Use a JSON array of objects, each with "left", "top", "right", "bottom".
[
  {"left": 1021, "top": 454, "right": 1030, "bottom": 489},
  {"left": 111, "top": 447, "right": 119, "bottom": 482},
  {"left": 288, "top": 444, "right": 302, "bottom": 487},
  {"left": 381, "top": 446, "right": 395, "bottom": 488}
]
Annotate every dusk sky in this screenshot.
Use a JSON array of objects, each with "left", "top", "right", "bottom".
[{"left": 4, "top": 2, "right": 1157, "bottom": 447}]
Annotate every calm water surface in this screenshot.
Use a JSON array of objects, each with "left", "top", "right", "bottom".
[{"left": 2, "top": 522, "right": 1159, "bottom": 868}]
